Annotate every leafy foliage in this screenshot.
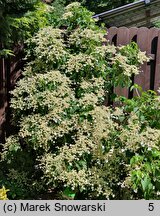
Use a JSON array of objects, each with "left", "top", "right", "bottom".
[
  {"left": 1, "top": 2, "right": 159, "bottom": 200},
  {"left": 0, "top": 0, "right": 50, "bottom": 57},
  {"left": 0, "top": 0, "right": 39, "bottom": 14},
  {"left": 117, "top": 85, "right": 160, "bottom": 129}
]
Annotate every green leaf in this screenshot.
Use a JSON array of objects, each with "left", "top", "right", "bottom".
[
  {"left": 141, "top": 176, "right": 152, "bottom": 192},
  {"left": 63, "top": 188, "right": 75, "bottom": 199}
]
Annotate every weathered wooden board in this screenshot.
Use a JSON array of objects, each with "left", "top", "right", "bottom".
[{"left": 107, "top": 27, "right": 160, "bottom": 99}]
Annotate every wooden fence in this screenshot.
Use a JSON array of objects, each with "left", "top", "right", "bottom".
[
  {"left": 0, "top": 27, "right": 160, "bottom": 142},
  {"left": 0, "top": 44, "right": 24, "bottom": 143},
  {"left": 106, "top": 27, "right": 160, "bottom": 98},
  {"left": 0, "top": 57, "right": 6, "bottom": 143}
]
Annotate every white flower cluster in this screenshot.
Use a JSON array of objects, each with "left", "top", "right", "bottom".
[
  {"left": 69, "top": 28, "right": 106, "bottom": 50},
  {"left": 65, "top": 2, "right": 81, "bottom": 12}
]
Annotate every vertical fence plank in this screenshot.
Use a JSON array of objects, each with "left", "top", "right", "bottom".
[
  {"left": 146, "top": 27, "right": 159, "bottom": 90},
  {"left": 10, "top": 44, "right": 23, "bottom": 88},
  {"left": 0, "top": 57, "right": 6, "bottom": 143},
  {"left": 104, "top": 27, "right": 118, "bottom": 105},
  {"left": 154, "top": 29, "right": 160, "bottom": 91},
  {"left": 106, "top": 27, "right": 118, "bottom": 44},
  {"left": 117, "top": 27, "right": 130, "bottom": 45},
  {"left": 114, "top": 27, "right": 130, "bottom": 98},
  {"left": 0, "top": 58, "right": 4, "bottom": 122},
  {"left": 128, "top": 27, "right": 138, "bottom": 98},
  {"left": 129, "top": 27, "right": 138, "bottom": 41},
  {"left": 0, "top": 57, "right": 5, "bottom": 117},
  {"left": 134, "top": 27, "right": 149, "bottom": 94}
]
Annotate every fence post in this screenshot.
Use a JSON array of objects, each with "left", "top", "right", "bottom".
[
  {"left": 0, "top": 48, "right": 6, "bottom": 143},
  {"left": 154, "top": 30, "right": 160, "bottom": 91},
  {"left": 114, "top": 27, "right": 130, "bottom": 98}
]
